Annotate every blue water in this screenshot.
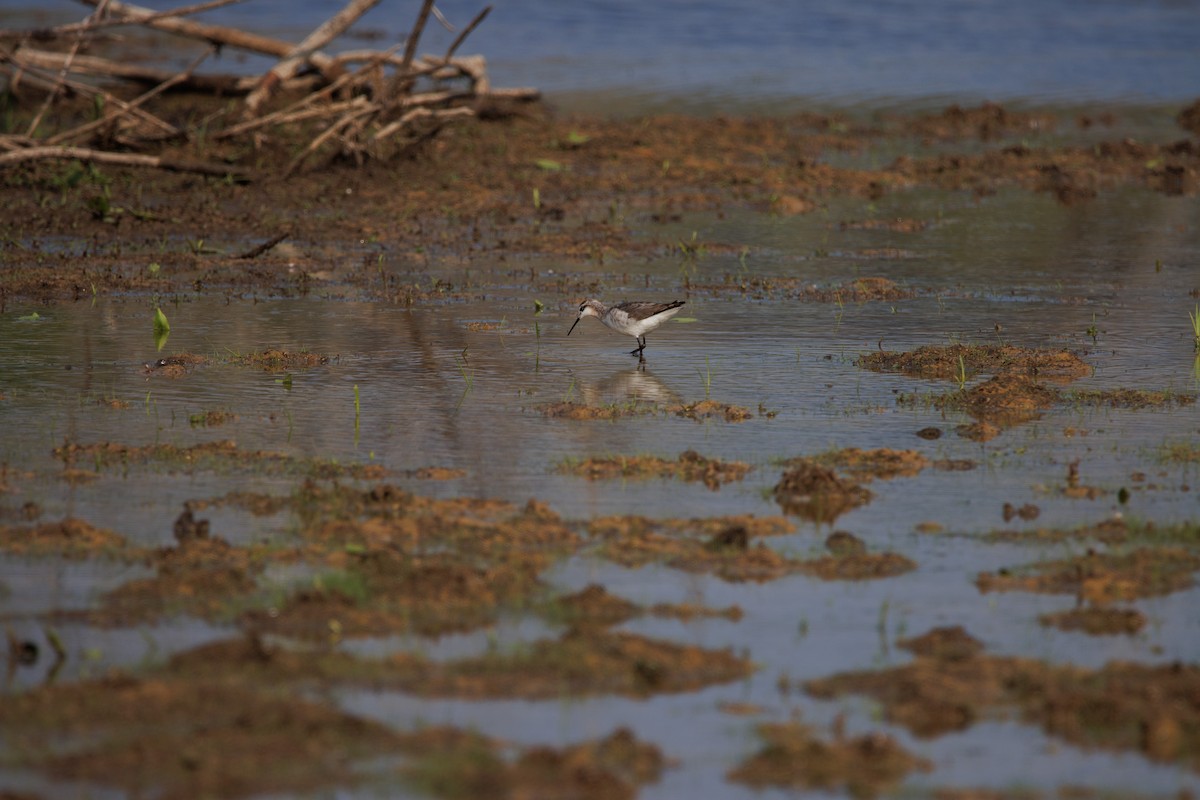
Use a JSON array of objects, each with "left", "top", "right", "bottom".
[{"left": 3, "top": 0, "right": 1198, "bottom": 108}]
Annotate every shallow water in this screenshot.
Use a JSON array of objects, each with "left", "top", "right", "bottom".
[{"left": 2, "top": 169, "right": 1199, "bottom": 795}]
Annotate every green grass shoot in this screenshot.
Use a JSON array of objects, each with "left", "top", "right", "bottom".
[
  {"left": 153, "top": 306, "right": 170, "bottom": 351},
  {"left": 1189, "top": 304, "right": 1199, "bottom": 350}
]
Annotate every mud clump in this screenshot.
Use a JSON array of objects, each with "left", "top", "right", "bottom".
[
  {"left": 231, "top": 349, "right": 330, "bottom": 371},
  {"left": 406, "top": 466, "right": 467, "bottom": 480},
  {"left": 1068, "top": 388, "right": 1196, "bottom": 410},
  {"left": 537, "top": 401, "right": 651, "bottom": 420},
  {"left": 559, "top": 449, "right": 751, "bottom": 489},
  {"left": 806, "top": 628, "right": 1200, "bottom": 770},
  {"left": 398, "top": 627, "right": 756, "bottom": 699},
  {"left": 0, "top": 517, "right": 131, "bottom": 559},
  {"left": 98, "top": 533, "right": 263, "bottom": 625},
  {"left": 402, "top": 726, "right": 666, "bottom": 800},
  {"left": 817, "top": 447, "right": 930, "bottom": 481},
  {"left": 552, "top": 583, "right": 741, "bottom": 629},
  {"left": 773, "top": 459, "right": 872, "bottom": 522},
  {"left": 1038, "top": 607, "right": 1147, "bottom": 636},
  {"left": 897, "top": 625, "right": 985, "bottom": 662},
  {"left": 143, "top": 353, "right": 210, "bottom": 377},
  {"left": 976, "top": 547, "right": 1200, "bottom": 601},
  {"left": 52, "top": 438, "right": 387, "bottom": 480},
  {"left": 857, "top": 344, "right": 1091, "bottom": 381},
  {"left": 245, "top": 553, "right": 544, "bottom": 639},
  {"left": 940, "top": 374, "right": 1061, "bottom": 424},
  {"left": 589, "top": 514, "right": 913, "bottom": 582},
  {"left": 727, "top": 721, "right": 931, "bottom": 797},
  {"left": 909, "top": 102, "right": 1056, "bottom": 142},
  {"left": 0, "top": 671, "right": 665, "bottom": 800},
  {"left": 589, "top": 514, "right": 804, "bottom": 582},
  {"left": 670, "top": 400, "right": 753, "bottom": 422},
  {"left": 0, "top": 676, "right": 403, "bottom": 800}
]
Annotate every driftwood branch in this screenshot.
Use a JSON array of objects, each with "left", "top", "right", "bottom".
[
  {"left": 242, "top": 0, "right": 381, "bottom": 118},
  {"left": 0, "top": 145, "right": 248, "bottom": 179},
  {"left": 0, "top": 0, "right": 244, "bottom": 40},
  {"left": 77, "top": 0, "right": 319, "bottom": 64},
  {"left": 46, "top": 45, "right": 214, "bottom": 146},
  {"left": 0, "top": 0, "right": 540, "bottom": 177},
  {"left": 236, "top": 230, "right": 289, "bottom": 259}
]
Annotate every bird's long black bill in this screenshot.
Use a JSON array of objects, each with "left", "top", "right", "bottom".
[{"left": 567, "top": 316, "right": 581, "bottom": 336}]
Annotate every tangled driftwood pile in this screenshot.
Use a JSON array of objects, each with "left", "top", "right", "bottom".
[{"left": 0, "top": 0, "right": 538, "bottom": 178}]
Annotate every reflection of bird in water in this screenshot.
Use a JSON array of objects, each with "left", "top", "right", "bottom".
[
  {"left": 567, "top": 299, "right": 686, "bottom": 361},
  {"left": 577, "top": 366, "right": 679, "bottom": 406}
]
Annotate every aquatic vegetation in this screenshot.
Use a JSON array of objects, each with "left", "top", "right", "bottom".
[{"left": 152, "top": 305, "right": 170, "bottom": 351}]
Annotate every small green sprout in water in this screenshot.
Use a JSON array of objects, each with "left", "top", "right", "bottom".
[
  {"left": 533, "top": 299, "right": 545, "bottom": 315},
  {"left": 532, "top": 187, "right": 541, "bottom": 210},
  {"left": 955, "top": 354, "right": 968, "bottom": 390},
  {"left": 1189, "top": 304, "right": 1200, "bottom": 351},
  {"left": 148, "top": 262, "right": 161, "bottom": 276},
  {"left": 1087, "top": 314, "right": 1098, "bottom": 343},
  {"left": 698, "top": 356, "right": 713, "bottom": 399},
  {"left": 152, "top": 307, "right": 170, "bottom": 352}
]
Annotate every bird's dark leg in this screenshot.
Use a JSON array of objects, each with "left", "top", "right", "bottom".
[{"left": 630, "top": 336, "right": 647, "bottom": 358}]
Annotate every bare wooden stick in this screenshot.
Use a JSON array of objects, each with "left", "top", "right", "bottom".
[
  {"left": 284, "top": 102, "right": 381, "bottom": 176},
  {"left": 1, "top": 52, "right": 179, "bottom": 136},
  {"left": 443, "top": 6, "right": 491, "bottom": 62},
  {"left": 388, "top": 0, "right": 436, "bottom": 99},
  {"left": 372, "top": 105, "right": 472, "bottom": 143},
  {"left": 25, "top": 0, "right": 109, "bottom": 137},
  {"left": 243, "top": 0, "right": 381, "bottom": 118},
  {"left": 2, "top": 0, "right": 244, "bottom": 40},
  {"left": 47, "top": 46, "right": 214, "bottom": 146},
  {"left": 13, "top": 45, "right": 245, "bottom": 93},
  {"left": 77, "top": 0, "right": 329, "bottom": 68},
  {"left": 0, "top": 145, "right": 248, "bottom": 179},
  {"left": 236, "top": 230, "right": 289, "bottom": 259},
  {"left": 218, "top": 96, "right": 370, "bottom": 140}
]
